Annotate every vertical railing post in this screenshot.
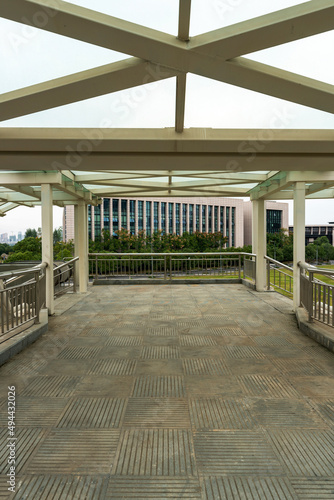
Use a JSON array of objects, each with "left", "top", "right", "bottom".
[
  {"left": 308, "top": 270, "right": 313, "bottom": 323},
  {"left": 34, "top": 270, "right": 40, "bottom": 324},
  {"left": 267, "top": 260, "right": 271, "bottom": 290},
  {"left": 169, "top": 255, "right": 172, "bottom": 281},
  {"left": 164, "top": 255, "right": 167, "bottom": 281},
  {"left": 95, "top": 256, "right": 98, "bottom": 280},
  {"left": 238, "top": 255, "right": 241, "bottom": 280}
]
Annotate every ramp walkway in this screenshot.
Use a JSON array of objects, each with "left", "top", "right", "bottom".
[{"left": 0, "top": 284, "right": 334, "bottom": 499}]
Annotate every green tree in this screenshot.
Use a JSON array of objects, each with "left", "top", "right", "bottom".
[
  {"left": 24, "top": 228, "right": 38, "bottom": 238},
  {"left": 53, "top": 227, "right": 63, "bottom": 244}
]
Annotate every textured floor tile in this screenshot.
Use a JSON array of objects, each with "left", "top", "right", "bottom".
[
  {"left": 210, "top": 327, "right": 245, "bottom": 337},
  {"left": 88, "top": 359, "right": 137, "bottom": 376},
  {"left": 0, "top": 398, "right": 67, "bottom": 427},
  {"left": 221, "top": 346, "right": 265, "bottom": 359},
  {"left": 287, "top": 376, "right": 334, "bottom": 398},
  {"left": 74, "top": 375, "right": 134, "bottom": 397},
  {"left": 185, "top": 376, "right": 244, "bottom": 397},
  {"left": 147, "top": 327, "right": 177, "bottom": 336},
  {"left": 201, "top": 476, "right": 297, "bottom": 500},
  {"left": 26, "top": 429, "right": 120, "bottom": 474},
  {"left": 106, "top": 477, "right": 201, "bottom": 499},
  {"left": 182, "top": 359, "right": 230, "bottom": 376},
  {"left": 194, "top": 431, "right": 284, "bottom": 475},
  {"left": 123, "top": 398, "right": 190, "bottom": 427},
  {"left": 0, "top": 428, "right": 45, "bottom": 474},
  {"left": 57, "top": 398, "right": 126, "bottom": 428},
  {"left": 113, "top": 429, "right": 196, "bottom": 476},
  {"left": 272, "top": 358, "right": 327, "bottom": 376},
  {"left": 21, "top": 376, "right": 80, "bottom": 397},
  {"left": 190, "top": 398, "right": 254, "bottom": 429},
  {"left": 13, "top": 475, "right": 109, "bottom": 500},
  {"left": 290, "top": 478, "right": 334, "bottom": 499},
  {"left": 105, "top": 336, "right": 143, "bottom": 347},
  {"left": 313, "top": 399, "right": 334, "bottom": 426},
  {"left": 180, "top": 336, "right": 217, "bottom": 346},
  {"left": 132, "top": 376, "right": 186, "bottom": 397},
  {"left": 248, "top": 399, "right": 326, "bottom": 428},
  {"left": 267, "top": 430, "right": 334, "bottom": 476},
  {"left": 141, "top": 346, "right": 180, "bottom": 359},
  {"left": 238, "top": 375, "right": 299, "bottom": 398}
]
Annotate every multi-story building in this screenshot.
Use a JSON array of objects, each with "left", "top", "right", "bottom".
[
  {"left": 64, "top": 197, "right": 245, "bottom": 247},
  {"left": 289, "top": 225, "right": 334, "bottom": 246},
  {"left": 243, "top": 201, "right": 289, "bottom": 246}
]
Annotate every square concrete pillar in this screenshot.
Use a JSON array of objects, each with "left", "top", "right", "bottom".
[
  {"left": 41, "top": 184, "right": 54, "bottom": 315},
  {"left": 293, "top": 182, "right": 306, "bottom": 310},
  {"left": 252, "top": 199, "right": 266, "bottom": 291},
  {"left": 75, "top": 201, "right": 88, "bottom": 293}
]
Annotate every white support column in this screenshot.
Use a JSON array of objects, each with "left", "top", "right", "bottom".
[
  {"left": 252, "top": 199, "right": 266, "bottom": 291},
  {"left": 293, "top": 182, "right": 306, "bottom": 310},
  {"left": 41, "top": 184, "right": 54, "bottom": 315},
  {"left": 75, "top": 201, "right": 88, "bottom": 293}
]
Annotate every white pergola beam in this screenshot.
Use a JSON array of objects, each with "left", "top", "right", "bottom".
[
  {"left": 1, "top": 2, "right": 334, "bottom": 115},
  {"left": 0, "top": 59, "right": 176, "bottom": 122},
  {"left": 189, "top": 0, "right": 334, "bottom": 59},
  {"left": 175, "top": 0, "right": 191, "bottom": 132}
]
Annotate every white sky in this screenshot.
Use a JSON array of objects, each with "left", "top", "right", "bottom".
[{"left": 0, "top": 0, "right": 334, "bottom": 234}]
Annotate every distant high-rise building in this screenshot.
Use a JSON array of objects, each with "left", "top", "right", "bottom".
[{"left": 18, "top": 232, "right": 23, "bottom": 241}]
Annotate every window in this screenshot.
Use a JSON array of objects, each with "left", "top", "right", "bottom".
[
  {"left": 202, "top": 205, "right": 206, "bottom": 232},
  {"left": 130, "top": 200, "right": 136, "bottom": 234},
  {"left": 121, "top": 199, "right": 127, "bottom": 229},
  {"left": 196, "top": 205, "right": 200, "bottom": 231},
  {"left": 88, "top": 205, "right": 92, "bottom": 240},
  {"left": 231, "top": 207, "right": 235, "bottom": 246},
  {"left": 94, "top": 205, "right": 101, "bottom": 239},
  {"left": 146, "top": 201, "right": 151, "bottom": 235},
  {"left": 161, "top": 202, "right": 166, "bottom": 234},
  {"left": 220, "top": 206, "right": 224, "bottom": 234},
  {"left": 266, "top": 209, "right": 282, "bottom": 234},
  {"left": 189, "top": 204, "right": 194, "bottom": 234},
  {"left": 226, "top": 207, "right": 230, "bottom": 246},
  {"left": 154, "top": 202, "right": 159, "bottom": 232},
  {"left": 113, "top": 199, "right": 119, "bottom": 234},
  {"left": 175, "top": 203, "right": 180, "bottom": 235},
  {"left": 138, "top": 201, "right": 144, "bottom": 231},
  {"left": 208, "top": 205, "right": 212, "bottom": 233},
  {"left": 103, "top": 198, "right": 110, "bottom": 229},
  {"left": 182, "top": 204, "right": 187, "bottom": 233},
  {"left": 169, "top": 203, "right": 174, "bottom": 233}
]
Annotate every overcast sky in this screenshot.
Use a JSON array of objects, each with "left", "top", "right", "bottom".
[{"left": 0, "top": 0, "right": 334, "bottom": 235}]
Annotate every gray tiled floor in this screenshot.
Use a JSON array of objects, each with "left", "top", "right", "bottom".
[{"left": 1, "top": 284, "right": 334, "bottom": 499}]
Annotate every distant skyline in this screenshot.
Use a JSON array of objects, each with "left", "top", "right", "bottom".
[{"left": 0, "top": 0, "right": 333, "bottom": 232}]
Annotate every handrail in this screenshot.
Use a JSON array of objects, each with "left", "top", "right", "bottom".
[
  {"left": 53, "top": 257, "right": 78, "bottom": 271},
  {"left": 265, "top": 256, "right": 293, "bottom": 272},
  {"left": 298, "top": 261, "right": 334, "bottom": 277},
  {"left": 0, "top": 262, "right": 47, "bottom": 280},
  {"left": 89, "top": 252, "right": 256, "bottom": 257}
]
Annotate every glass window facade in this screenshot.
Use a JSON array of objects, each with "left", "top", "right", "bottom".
[
  {"left": 182, "top": 204, "right": 187, "bottom": 233},
  {"left": 214, "top": 206, "right": 218, "bottom": 233},
  {"left": 88, "top": 205, "right": 92, "bottom": 240},
  {"left": 138, "top": 201, "right": 144, "bottom": 231},
  {"left": 113, "top": 199, "right": 119, "bottom": 234},
  {"left": 175, "top": 203, "right": 180, "bottom": 235},
  {"left": 220, "top": 207, "right": 224, "bottom": 234},
  {"left": 154, "top": 202, "right": 159, "bottom": 232},
  {"left": 231, "top": 207, "right": 235, "bottom": 246},
  {"left": 103, "top": 198, "right": 110, "bottom": 230},
  {"left": 189, "top": 204, "right": 194, "bottom": 234},
  {"left": 202, "top": 205, "right": 206, "bottom": 232},
  {"left": 94, "top": 205, "right": 101, "bottom": 239},
  {"left": 169, "top": 203, "right": 173, "bottom": 233},
  {"left": 130, "top": 200, "right": 136, "bottom": 234},
  {"left": 226, "top": 207, "right": 230, "bottom": 246},
  {"left": 146, "top": 201, "right": 151, "bottom": 235},
  {"left": 208, "top": 205, "right": 213, "bottom": 233},
  {"left": 196, "top": 205, "right": 200, "bottom": 232},
  {"left": 121, "top": 199, "right": 127, "bottom": 229},
  {"left": 161, "top": 202, "right": 166, "bottom": 234},
  {"left": 266, "top": 209, "right": 282, "bottom": 234}
]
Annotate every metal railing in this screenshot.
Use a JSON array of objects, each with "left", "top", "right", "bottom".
[
  {"left": 265, "top": 256, "right": 293, "bottom": 296},
  {"left": 89, "top": 252, "right": 256, "bottom": 282},
  {"left": 0, "top": 263, "right": 47, "bottom": 339},
  {"left": 54, "top": 257, "right": 78, "bottom": 297},
  {"left": 299, "top": 261, "right": 334, "bottom": 327}
]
